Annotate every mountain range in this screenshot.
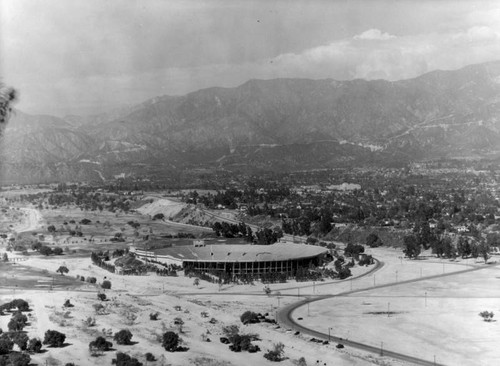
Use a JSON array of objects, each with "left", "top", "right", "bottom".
[{"left": 2, "top": 60, "right": 500, "bottom": 184}]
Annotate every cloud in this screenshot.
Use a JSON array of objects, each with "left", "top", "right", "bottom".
[{"left": 354, "top": 29, "right": 397, "bottom": 41}]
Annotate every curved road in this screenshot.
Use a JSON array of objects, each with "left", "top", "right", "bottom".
[{"left": 277, "top": 263, "right": 494, "bottom": 366}]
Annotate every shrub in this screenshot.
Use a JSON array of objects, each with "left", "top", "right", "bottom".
[
  {"left": 479, "top": 311, "right": 494, "bottom": 322},
  {"left": 101, "top": 280, "right": 112, "bottom": 290},
  {"left": 0, "top": 334, "right": 14, "bottom": 355},
  {"left": 83, "top": 317, "right": 96, "bottom": 327},
  {"left": 113, "top": 329, "right": 133, "bottom": 345},
  {"left": 8, "top": 312, "right": 28, "bottom": 332},
  {"left": 112, "top": 352, "right": 143, "bottom": 366},
  {"left": 240, "top": 311, "right": 259, "bottom": 325},
  {"left": 27, "top": 338, "right": 42, "bottom": 353},
  {"left": 97, "top": 293, "right": 107, "bottom": 301},
  {"left": 57, "top": 266, "right": 69, "bottom": 275},
  {"left": 39, "top": 246, "right": 53, "bottom": 256},
  {"left": 43, "top": 330, "right": 66, "bottom": 347},
  {"left": 145, "top": 352, "right": 155, "bottom": 362},
  {"left": 53, "top": 247, "right": 63, "bottom": 255},
  {"left": 10, "top": 332, "right": 29, "bottom": 350},
  {"left": 264, "top": 342, "right": 285, "bottom": 362},
  {"left": 149, "top": 312, "right": 159, "bottom": 321},
  {"left": 63, "top": 300, "right": 74, "bottom": 308},
  {"left": 92, "top": 304, "right": 105, "bottom": 314},
  {"left": 10, "top": 299, "right": 29, "bottom": 312},
  {"left": 5, "top": 352, "right": 31, "bottom": 366},
  {"left": 89, "top": 336, "right": 112, "bottom": 352},
  {"left": 162, "top": 331, "right": 180, "bottom": 352},
  {"left": 87, "top": 277, "right": 97, "bottom": 284}
]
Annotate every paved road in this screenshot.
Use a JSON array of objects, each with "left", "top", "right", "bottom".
[{"left": 277, "top": 263, "right": 494, "bottom": 366}]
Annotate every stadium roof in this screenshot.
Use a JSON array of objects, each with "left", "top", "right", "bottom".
[{"left": 152, "top": 243, "right": 328, "bottom": 262}]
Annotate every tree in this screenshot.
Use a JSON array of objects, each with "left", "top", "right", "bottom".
[
  {"left": 0, "top": 84, "right": 17, "bottom": 128},
  {"left": 478, "top": 242, "right": 490, "bottom": 263},
  {"left": 193, "top": 278, "right": 200, "bottom": 287},
  {"left": 39, "top": 246, "right": 53, "bottom": 256},
  {"left": 53, "top": 247, "right": 63, "bottom": 255},
  {"left": 10, "top": 299, "right": 29, "bottom": 312},
  {"left": 0, "top": 334, "right": 13, "bottom": 355},
  {"left": 8, "top": 312, "right": 28, "bottom": 332},
  {"left": 5, "top": 352, "right": 31, "bottom": 366},
  {"left": 27, "top": 338, "right": 43, "bottom": 353},
  {"left": 240, "top": 311, "right": 259, "bottom": 325},
  {"left": 47, "top": 225, "right": 56, "bottom": 233},
  {"left": 2, "top": 253, "right": 7, "bottom": 262},
  {"left": 366, "top": 233, "right": 383, "bottom": 248},
  {"left": 403, "top": 234, "right": 421, "bottom": 259},
  {"left": 57, "top": 266, "right": 69, "bottom": 275},
  {"left": 97, "top": 293, "right": 107, "bottom": 301},
  {"left": 43, "top": 330, "right": 66, "bottom": 347},
  {"left": 89, "top": 336, "right": 113, "bottom": 352},
  {"left": 11, "top": 332, "right": 29, "bottom": 350},
  {"left": 162, "top": 331, "right": 180, "bottom": 352},
  {"left": 101, "top": 280, "right": 112, "bottom": 289},
  {"left": 113, "top": 329, "right": 133, "bottom": 345}
]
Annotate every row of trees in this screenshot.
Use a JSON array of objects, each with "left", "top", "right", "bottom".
[{"left": 211, "top": 221, "right": 284, "bottom": 244}]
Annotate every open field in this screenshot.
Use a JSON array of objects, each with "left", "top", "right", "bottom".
[
  {"left": 2, "top": 199, "right": 498, "bottom": 365},
  {"left": 290, "top": 249, "right": 500, "bottom": 366}
]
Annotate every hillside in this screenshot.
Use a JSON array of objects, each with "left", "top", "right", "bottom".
[{"left": 3, "top": 61, "right": 500, "bottom": 183}]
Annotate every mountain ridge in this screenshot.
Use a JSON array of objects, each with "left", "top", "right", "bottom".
[{"left": 2, "top": 60, "right": 500, "bottom": 184}]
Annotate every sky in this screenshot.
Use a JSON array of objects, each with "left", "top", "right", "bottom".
[{"left": 2, "top": 0, "right": 500, "bottom": 116}]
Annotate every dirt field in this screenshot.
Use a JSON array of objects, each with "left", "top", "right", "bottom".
[{"left": 0, "top": 201, "right": 386, "bottom": 366}]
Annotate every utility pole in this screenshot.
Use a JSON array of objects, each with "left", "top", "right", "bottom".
[
  {"left": 380, "top": 341, "right": 384, "bottom": 356},
  {"left": 387, "top": 302, "right": 390, "bottom": 317}
]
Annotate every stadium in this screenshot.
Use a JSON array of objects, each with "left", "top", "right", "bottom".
[{"left": 133, "top": 241, "right": 329, "bottom": 276}]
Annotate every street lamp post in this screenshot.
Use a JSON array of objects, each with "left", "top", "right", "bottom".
[
  {"left": 395, "top": 270, "right": 398, "bottom": 283},
  {"left": 387, "top": 302, "right": 390, "bottom": 317},
  {"left": 328, "top": 327, "right": 333, "bottom": 341}
]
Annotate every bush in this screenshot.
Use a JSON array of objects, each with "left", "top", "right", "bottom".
[
  {"left": 240, "top": 311, "right": 259, "bottom": 325},
  {"left": 43, "top": 330, "right": 66, "bottom": 347},
  {"left": 39, "top": 246, "right": 53, "bottom": 256},
  {"left": 264, "top": 342, "right": 285, "bottom": 362},
  {"left": 63, "top": 300, "right": 74, "bottom": 308},
  {"left": 112, "top": 352, "right": 143, "bottom": 366},
  {"left": 10, "top": 332, "right": 29, "bottom": 350},
  {"left": 87, "top": 277, "right": 97, "bottom": 284},
  {"left": 97, "top": 293, "right": 107, "bottom": 301},
  {"left": 5, "top": 352, "right": 31, "bottom": 366},
  {"left": 8, "top": 312, "right": 28, "bottom": 332},
  {"left": 479, "top": 311, "right": 494, "bottom": 322},
  {"left": 57, "top": 266, "right": 69, "bottom": 275},
  {"left": 149, "top": 312, "right": 159, "bottom": 321},
  {"left": 89, "top": 336, "right": 112, "bottom": 352},
  {"left": 162, "top": 331, "right": 180, "bottom": 352},
  {"left": 53, "top": 247, "right": 63, "bottom": 255},
  {"left": 83, "top": 317, "right": 96, "bottom": 327},
  {"left": 114, "top": 329, "right": 133, "bottom": 345},
  {"left": 27, "top": 338, "right": 42, "bottom": 353},
  {"left": 145, "top": 352, "right": 155, "bottom": 361},
  {"left": 10, "top": 299, "right": 30, "bottom": 312},
  {"left": 101, "top": 280, "right": 112, "bottom": 290},
  {"left": 0, "top": 334, "right": 13, "bottom": 355}
]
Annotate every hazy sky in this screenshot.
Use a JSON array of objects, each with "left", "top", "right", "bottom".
[{"left": 2, "top": 0, "right": 500, "bottom": 116}]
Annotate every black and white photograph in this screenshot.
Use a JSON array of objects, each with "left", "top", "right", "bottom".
[{"left": 1, "top": 1, "right": 500, "bottom": 365}]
